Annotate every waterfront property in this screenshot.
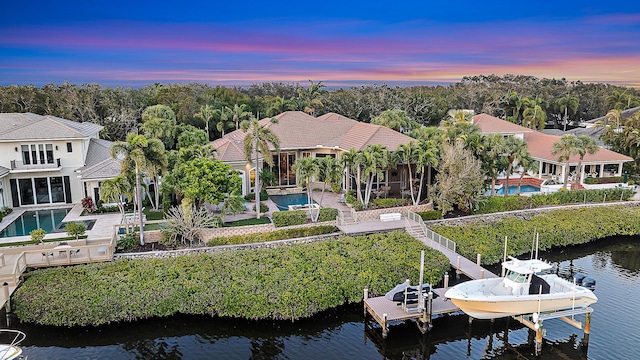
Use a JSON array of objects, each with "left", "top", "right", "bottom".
[
  {"left": 0, "top": 207, "right": 71, "bottom": 237},
  {"left": 473, "top": 114, "right": 633, "bottom": 188},
  {"left": 210, "top": 111, "right": 418, "bottom": 198},
  {"left": 0, "top": 113, "right": 119, "bottom": 209}
]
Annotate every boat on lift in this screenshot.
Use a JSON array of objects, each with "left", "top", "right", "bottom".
[
  {"left": 444, "top": 257, "right": 598, "bottom": 319},
  {"left": 0, "top": 329, "right": 25, "bottom": 360}
]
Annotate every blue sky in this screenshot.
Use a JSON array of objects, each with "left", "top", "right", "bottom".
[{"left": 1, "top": 1, "right": 639, "bottom": 87}]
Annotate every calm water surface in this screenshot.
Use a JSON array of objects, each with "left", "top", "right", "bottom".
[{"left": 9, "top": 236, "right": 640, "bottom": 359}]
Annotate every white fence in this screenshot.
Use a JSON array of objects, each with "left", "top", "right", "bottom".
[{"left": 406, "top": 212, "right": 456, "bottom": 253}]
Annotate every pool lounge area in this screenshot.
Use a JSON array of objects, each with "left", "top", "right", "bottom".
[{"left": 269, "top": 193, "right": 316, "bottom": 211}]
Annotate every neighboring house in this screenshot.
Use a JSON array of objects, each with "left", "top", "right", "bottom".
[
  {"left": 211, "top": 111, "right": 416, "bottom": 196},
  {"left": 0, "top": 113, "right": 118, "bottom": 208},
  {"left": 472, "top": 114, "right": 633, "bottom": 185}
]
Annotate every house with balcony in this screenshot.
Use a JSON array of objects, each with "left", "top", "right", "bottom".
[
  {"left": 211, "top": 111, "right": 417, "bottom": 198},
  {"left": 472, "top": 113, "right": 633, "bottom": 189},
  {"left": 0, "top": 113, "right": 118, "bottom": 208}
]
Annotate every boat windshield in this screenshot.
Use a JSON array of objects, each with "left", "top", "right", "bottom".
[{"left": 505, "top": 270, "right": 528, "bottom": 283}]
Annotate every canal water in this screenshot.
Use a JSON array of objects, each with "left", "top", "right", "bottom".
[{"left": 7, "top": 236, "right": 640, "bottom": 359}]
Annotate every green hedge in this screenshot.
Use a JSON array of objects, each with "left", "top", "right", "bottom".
[
  {"left": 372, "top": 198, "right": 410, "bottom": 209},
  {"left": 416, "top": 210, "right": 443, "bottom": 220},
  {"left": 272, "top": 210, "right": 307, "bottom": 227},
  {"left": 473, "top": 188, "right": 635, "bottom": 214},
  {"left": 584, "top": 176, "right": 624, "bottom": 184},
  {"left": 14, "top": 231, "right": 450, "bottom": 326},
  {"left": 207, "top": 225, "right": 339, "bottom": 246},
  {"left": 431, "top": 205, "right": 640, "bottom": 265},
  {"left": 318, "top": 208, "right": 338, "bottom": 222}
]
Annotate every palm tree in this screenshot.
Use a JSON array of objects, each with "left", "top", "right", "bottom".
[
  {"left": 556, "top": 96, "right": 579, "bottom": 131},
  {"left": 480, "top": 134, "right": 506, "bottom": 196},
  {"left": 396, "top": 142, "right": 418, "bottom": 204},
  {"left": 144, "top": 143, "right": 168, "bottom": 211},
  {"left": 241, "top": 117, "right": 280, "bottom": 220},
  {"left": 372, "top": 109, "right": 412, "bottom": 132},
  {"left": 194, "top": 104, "right": 216, "bottom": 140},
  {"left": 361, "top": 144, "right": 389, "bottom": 207},
  {"left": 516, "top": 154, "right": 538, "bottom": 195},
  {"left": 297, "top": 80, "right": 325, "bottom": 116},
  {"left": 574, "top": 135, "right": 600, "bottom": 188},
  {"left": 227, "top": 104, "right": 251, "bottom": 130},
  {"left": 316, "top": 156, "right": 342, "bottom": 206},
  {"left": 292, "top": 157, "right": 319, "bottom": 221},
  {"left": 522, "top": 99, "right": 547, "bottom": 130},
  {"left": 99, "top": 175, "right": 132, "bottom": 218},
  {"left": 266, "top": 96, "right": 295, "bottom": 116},
  {"left": 503, "top": 136, "right": 529, "bottom": 195},
  {"left": 415, "top": 139, "right": 439, "bottom": 204},
  {"left": 339, "top": 148, "right": 359, "bottom": 194},
  {"left": 552, "top": 134, "right": 580, "bottom": 189},
  {"left": 110, "top": 133, "right": 165, "bottom": 244},
  {"left": 606, "top": 89, "right": 639, "bottom": 110}
]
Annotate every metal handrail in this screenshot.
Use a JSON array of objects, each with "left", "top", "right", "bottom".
[{"left": 407, "top": 212, "right": 456, "bottom": 253}]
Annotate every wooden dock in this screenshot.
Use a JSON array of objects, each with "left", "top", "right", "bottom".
[{"left": 363, "top": 216, "right": 499, "bottom": 338}]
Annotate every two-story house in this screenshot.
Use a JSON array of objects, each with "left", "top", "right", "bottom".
[{"left": 0, "top": 113, "right": 118, "bottom": 208}]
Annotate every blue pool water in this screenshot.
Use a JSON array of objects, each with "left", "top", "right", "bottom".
[
  {"left": 270, "top": 193, "right": 316, "bottom": 211},
  {"left": 491, "top": 184, "right": 540, "bottom": 195},
  {"left": 0, "top": 208, "right": 71, "bottom": 238}
]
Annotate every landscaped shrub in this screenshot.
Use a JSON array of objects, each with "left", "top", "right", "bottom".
[
  {"left": 244, "top": 190, "right": 269, "bottom": 201},
  {"left": 584, "top": 176, "right": 624, "bottom": 184},
  {"left": 208, "top": 225, "right": 339, "bottom": 246},
  {"left": 530, "top": 188, "right": 633, "bottom": 206},
  {"left": 65, "top": 222, "right": 87, "bottom": 239},
  {"left": 81, "top": 197, "right": 95, "bottom": 213},
  {"left": 254, "top": 203, "right": 269, "bottom": 213},
  {"left": 14, "top": 231, "right": 449, "bottom": 326},
  {"left": 117, "top": 232, "right": 138, "bottom": 252},
  {"left": 417, "top": 210, "right": 442, "bottom": 220},
  {"left": 30, "top": 228, "right": 46, "bottom": 244},
  {"left": 372, "top": 197, "right": 409, "bottom": 209},
  {"left": 472, "top": 196, "right": 534, "bottom": 214},
  {"left": 431, "top": 205, "right": 640, "bottom": 265},
  {"left": 272, "top": 210, "right": 307, "bottom": 227},
  {"left": 318, "top": 208, "right": 338, "bottom": 222}
]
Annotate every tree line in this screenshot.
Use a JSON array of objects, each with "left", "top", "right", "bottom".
[{"left": 2, "top": 75, "right": 639, "bottom": 142}]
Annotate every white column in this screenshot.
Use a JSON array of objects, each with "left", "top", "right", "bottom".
[
  {"left": 538, "top": 161, "right": 543, "bottom": 179},
  {"left": 580, "top": 164, "right": 585, "bottom": 184},
  {"left": 618, "top": 163, "right": 623, "bottom": 176},
  {"left": 599, "top": 165, "right": 604, "bottom": 178}
]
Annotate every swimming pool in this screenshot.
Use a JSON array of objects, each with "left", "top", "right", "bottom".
[
  {"left": 0, "top": 208, "right": 71, "bottom": 238},
  {"left": 270, "top": 193, "right": 316, "bottom": 211},
  {"left": 491, "top": 185, "right": 540, "bottom": 195}
]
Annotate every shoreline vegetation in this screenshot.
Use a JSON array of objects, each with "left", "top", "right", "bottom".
[
  {"left": 14, "top": 231, "right": 449, "bottom": 327},
  {"left": 13, "top": 205, "right": 640, "bottom": 327}
]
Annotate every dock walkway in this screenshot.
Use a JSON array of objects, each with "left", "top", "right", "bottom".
[{"left": 363, "top": 213, "right": 498, "bottom": 338}]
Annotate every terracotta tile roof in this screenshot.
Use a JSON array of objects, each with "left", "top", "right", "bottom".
[
  {"left": 474, "top": 113, "right": 633, "bottom": 164},
  {"left": 210, "top": 111, "right": 414, "bottom": 160},
  {"left": 0, "top": 113, "right": 102, "bottom": 141}
]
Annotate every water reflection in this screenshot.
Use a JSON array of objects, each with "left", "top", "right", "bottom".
[{"left": 7, "top": 236, "right": 640, "bottom": 359}]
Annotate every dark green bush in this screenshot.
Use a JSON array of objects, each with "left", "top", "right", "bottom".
[
  {"left": 473, "top": 196, "right": 533, "bottom": 214},
  {"left": 417, "top": 210, "right": 443, "bottom": 220},
  {"left": 318, "top": 208, "right": 338, "bottom": 222},
  {"left": 272, "top": 210, "right": 307, "bottom": 227},
  {"left": 117, "top": 233, "right": 138, "bottom": 252},
  {"left": 531, "top": 188, "right": 633, "bottom": 206},
  {"left": 372, "top": 198, "right": 409, "bottom": 208},
  {"left": 208, "top": 225, "right": 339, "bottom": 246},
  {"left": 431, "top": 205, "right": 640, "bottom": 265},
  {"left": 14, "top": 231, "right": 449, "bottom": 326},
  {"left": 244, "top": 191, "right": 269, "bottom": 201},
  {"left": 254, "top": 203, "right": 269, "bottom": 213},
  {"left": 584, "top": 176, "right": 624, "bottom": 184}
]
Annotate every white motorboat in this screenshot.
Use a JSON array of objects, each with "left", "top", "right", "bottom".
[
  {"left": 444, "top": 257, "right": 598, "bottom": 319},
  {"left": 0, "top": 330, "right": 25, "bottom": 360}
]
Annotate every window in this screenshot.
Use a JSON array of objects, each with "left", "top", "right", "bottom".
[
  {"left": 67, "top": 142, "right": 73, "bottom": 152},
  {"left": 20, "top": 143, "right": 55, "bottom": 165}
]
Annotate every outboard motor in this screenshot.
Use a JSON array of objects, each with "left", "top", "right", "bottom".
[
  {"left": 573, "top": 273, "right": 587, "bottom": 286},
  {"left": 582, "top": 277, "right": 596, "bottom": 291}
]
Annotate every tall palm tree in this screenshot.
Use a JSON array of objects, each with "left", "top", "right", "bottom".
[
  {"left": 503, "top": 136, "right": 529, "bottom": 195},
  {"left": 339, "top": 148, "right": 359, "bottom": 194},
  {"left": 99, "top": 174, "right": 132, "bottom": 218},
  {"left": 574, "top": 135, "right": 600, "bottom": 188},
  {"left": 144, "top": 143, "right": 168, "bottom": 211},
  {"left": 213, "top": 107, "right": 233, "bottom": 137},
  {"left": 415, "top": 139, "right": 439, "bottom": 204},
  {"left": 480, "top": 134, "right": 506, "bottom": 196},
  {"left": 110, "top": 133, "right": 165, "bottom": 244},
  {"left": 316, "top": 156, "right": 342, "bottom": 206},
  {"left": 522, "top": 101, "right": 547, "bottom": 130},
  {"left": 396, "top": 142, "right": 418, "bottom": 204},
  {"left": 292, "top": 157, "right": 319, "bottom": 221},
  {"left": 361, "top": 144, "right": 389, "bottom": 207},
  {"left": 241, "top": 117, "right": 280, "bottom": 219},
  {"left": 194, "top": 104, "right": 216, "bottom": 140},
  {"left": 606, "top": 89, "right": 639, "bottom": 111},
  {"left": 556, "top": 96, "right": 579, "bottom": 131},
  {"left": 552, "top": 134, "right": 580, "bottom": 189},
  {"left": 267, "top": 96, "right": 295, "bottom": 116},
  {"left": 227, "top": 104, "right": 251, "bottom": 130},
  {"left": 297, "top": 80, "right": 325, "bottom": 116}
]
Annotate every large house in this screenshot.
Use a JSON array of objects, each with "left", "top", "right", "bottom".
[
  {"left": 0, "top": 113, "right": 117, "bottom": 208},
  {"left": 211, "top": 111, "right": 416, "bottom": 196},
  {"left": 472, "top": 114, "right": 633, "bottom": 185}
]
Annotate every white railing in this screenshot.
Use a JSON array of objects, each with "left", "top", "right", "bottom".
[
  {"left": 337, "top": 209, "right": 346, "bottom": 226},
  {"left": 350, "top": 207, "right": 358, "bottom": 223},
  {"left": 407, "top": 212, "right": 456, "bottom": 253}
]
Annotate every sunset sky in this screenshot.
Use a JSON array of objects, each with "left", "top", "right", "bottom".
[{"left": 1, "top": 1, "right": 639, "bottom": 87}]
